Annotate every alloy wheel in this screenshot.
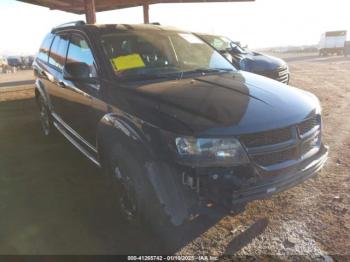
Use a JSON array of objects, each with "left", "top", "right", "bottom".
[{"left": 114, "top": 166, "right": 138, "bottom": 222}]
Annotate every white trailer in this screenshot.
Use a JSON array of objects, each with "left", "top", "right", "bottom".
[
  {"left": 0, "top": 57, "right": 8, "bottom": 73},
  {"left": 319, "top": 30, "right": 347, "bottom": 56}
]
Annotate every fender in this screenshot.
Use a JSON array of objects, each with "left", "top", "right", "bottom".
[
  {"left": 97, "top": 113, "right": 192, "bottom": 225},
  {"left": 97, "top": 112, "right": 156, "bottom": 162}
]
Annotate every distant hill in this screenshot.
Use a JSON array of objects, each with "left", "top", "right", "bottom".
[{"left": 257, "top": 45, "right": 318, "bottom": 53}]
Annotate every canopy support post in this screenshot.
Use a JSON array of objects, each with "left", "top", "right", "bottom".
[
  {"left": 143, "top": 4, "right": 149, "bottom": 24},
  {"left": 84, "top": 0, "right": 96, "bottom": 24}
]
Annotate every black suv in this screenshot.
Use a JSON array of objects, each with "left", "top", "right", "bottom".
[
  {"left": 33, "top": 22, "right": 328, "bottom": 236},
  {"left": 197, "top": 33, "right": 290, "bottom": 84}
]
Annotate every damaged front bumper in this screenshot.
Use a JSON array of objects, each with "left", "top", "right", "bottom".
[
  {"left": 146, "top": 144, "right": 328, "bottom": 224},
  {"left": 230, "top": 144, "right": 328, "bottom": 204},
  {"left": 180, "top": 144, "right": 328, "bottom": 212}
]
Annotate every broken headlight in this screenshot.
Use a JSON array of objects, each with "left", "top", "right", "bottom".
[{"left": 175, "top": 137, "right": 249, "bottom": 167}]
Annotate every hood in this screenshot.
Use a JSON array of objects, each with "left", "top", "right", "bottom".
[
  {"left": 110, "top": 71, "right": 319, "bottom": 136},
  {"left": 230, "top": 50, "right": 287, "bottom": 72}
]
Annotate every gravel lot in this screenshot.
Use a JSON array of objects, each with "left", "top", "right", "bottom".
[{"left": 0, "top": 55, "right": 349, "bottom": 258}]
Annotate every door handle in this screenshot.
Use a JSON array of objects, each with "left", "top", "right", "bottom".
[
  {"left": 41, "top": 71, "right": 47, "bottom": 78},
  {"left": 58, "top": 81, "right": 66, "bottom": 88}
]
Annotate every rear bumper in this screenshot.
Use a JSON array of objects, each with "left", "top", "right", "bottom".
[{"left": 231, "top": 144, "right": 328, "bottom": 204}]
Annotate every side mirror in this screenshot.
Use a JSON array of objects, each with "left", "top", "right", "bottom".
[{"left": 63, "top": 62, "right": 96, "bottom": 83}]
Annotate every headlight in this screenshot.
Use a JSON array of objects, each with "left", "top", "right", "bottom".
[{"left": 175, "top": 137, "right": 249, "bottom": 167}]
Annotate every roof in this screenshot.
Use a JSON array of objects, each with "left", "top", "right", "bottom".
[
  {"left": 52, "top": 22, "right": 188, "bottom": 34},
  {"left": 18, "top": 0, "right": 253, "bottom": 14}
]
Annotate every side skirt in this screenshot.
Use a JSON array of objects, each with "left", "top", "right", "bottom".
[{"left": 52, "top": 113, "right": 101, "bottom": 167}]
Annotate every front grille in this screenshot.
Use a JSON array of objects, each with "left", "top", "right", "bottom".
[
  {"left": 275, "top": 66, "right": 289, "bottom": 83},
  {"left": 259, "top": 66, "right": 289, "bottom": 84},
  {"left": 241, "top": 115, "right": 321, "bottom": 168},
  {"left": 252, "top": 147, "right": 297, "bottom": 166},
  {"left": 298, "top": 116, "right": 320, "bottom": 136},
  {"left": 301, "top": 134, "right": 320, "bottom": 156},
  {"left": 240, "top": 127, "right": 292, "bottom": 148}
]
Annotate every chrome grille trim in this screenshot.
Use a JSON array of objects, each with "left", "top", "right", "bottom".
[
  {"left": 259, "top": 66, "right": 289, "bottom": 83},
  {"left": 297, "top": 115, "right": 321, "bottom": 138}
]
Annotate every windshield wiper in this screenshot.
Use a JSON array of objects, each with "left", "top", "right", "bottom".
[
  {"left": 123, "top": 72, "right": 180, "bottom": 81},
  {"left": 183, "top": 68, "right": 233, "bottom": 75}
]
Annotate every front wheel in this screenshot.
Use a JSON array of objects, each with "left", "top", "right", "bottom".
[{"left": 106, "top": 143, "right": 188, "bottom": 246}]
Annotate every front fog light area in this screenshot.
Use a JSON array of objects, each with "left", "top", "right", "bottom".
[{"left": 175, "top": 137, "right": 249, "bottom": 167}]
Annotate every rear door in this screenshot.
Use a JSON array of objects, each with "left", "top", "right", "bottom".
[
  {"left": 45, "top": 33, "right": 70, "bottom": 116},
  {"left": 34, "top": 33, "right": 54, "bottom": 98}
]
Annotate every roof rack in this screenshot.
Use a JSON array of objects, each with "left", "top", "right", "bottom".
[{"left": 52, "top": 20, "right": 86, "bottom": 31}]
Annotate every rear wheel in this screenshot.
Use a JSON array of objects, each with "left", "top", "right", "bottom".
[{"left": 38, "top": 95, "right": 54, "bottom": 137}]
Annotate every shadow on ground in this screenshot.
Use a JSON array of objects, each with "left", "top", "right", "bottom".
[
  {"left": 0, "top": 98, "right": 267, "bottom": 254},
  {"left": 0, "top": 80, "right": 35, "bottom": 88}
]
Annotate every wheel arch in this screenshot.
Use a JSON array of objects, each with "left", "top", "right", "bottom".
[
  {"left": 96, "top": 113, "right": 156, "bottom": 168},
  {"left": 34, "top": 79, "right": 52, "bottom": 110}
]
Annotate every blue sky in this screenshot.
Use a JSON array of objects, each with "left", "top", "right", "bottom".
[{"left": 0, "top": 0, "right": 349, "bottom": 55}]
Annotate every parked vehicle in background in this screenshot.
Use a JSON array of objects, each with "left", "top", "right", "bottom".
[
  {"left": 197, "top": 33, "right": 290, "bottom": 84},
  {"left": 344, "top": 41, "right": 350, "bottom": 57},
  {"left": 0, "top": 57, "right": 12, "bottom": 73},
  {"left": 0, "top": 57, "right": 8, "bottom": 70},
  {"left": 21, "top": 56, "right": 34, "bottom": 69},
  {"left": 33, "top": 22, "right": 328, "bottom": 239},
  {"left": 319, "top": 30, "right": 347, "bottom": 56},
  {"left": 7, "top": 57, "right": 23, "bottom": 68}
]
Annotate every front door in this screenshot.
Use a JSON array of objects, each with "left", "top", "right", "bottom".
[{"left": 58, "top": 33, "right": 100, "bottom": 148}]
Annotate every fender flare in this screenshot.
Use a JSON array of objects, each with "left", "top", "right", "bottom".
[{"left": 96, "top": 113, "right": 155, "bottom": 165}]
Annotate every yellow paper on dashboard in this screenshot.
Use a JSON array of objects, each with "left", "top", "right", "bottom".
[{"left": 111, "top": 54, "right": 145, "bottom": 71}]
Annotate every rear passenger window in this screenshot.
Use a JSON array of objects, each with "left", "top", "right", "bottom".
[
  {"left": 48, "top": 34, "right": 70, "bottom": 70},
  {"left": 67, "top": 34, "right": 97, "bottom": 77},
  {"left": 37, "top": 33, "right": 54, "bottom": 62}
]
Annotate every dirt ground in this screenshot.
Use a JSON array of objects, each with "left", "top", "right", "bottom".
[{"left": 0, "top": 55, "right": 349, "bottom": 258}]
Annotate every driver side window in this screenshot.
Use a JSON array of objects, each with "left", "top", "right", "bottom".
[{"left": 66, "top": 34, "right": 97, "bottom": 77}]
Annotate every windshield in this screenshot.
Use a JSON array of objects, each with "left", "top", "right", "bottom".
[
  {"left": 100, "top": 31, "right": 235, "bottom": 81},
  {"left": 199, "top": 34, "right": 247, "bottom": 54}
]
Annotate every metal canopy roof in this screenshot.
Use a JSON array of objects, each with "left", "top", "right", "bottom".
[
  {"left": 18, "top": 0, "right": 253, "bottom": 24},
  {"left": 18, "top": 0, "right": 253, "bottom": 14}
]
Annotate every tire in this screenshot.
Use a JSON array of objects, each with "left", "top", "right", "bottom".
[
  {"left": 106, "top": 143, "right": 187, "bottom": 247},
  {"left": 38, "top": 95, "right": 55, "bottom": 137}
]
